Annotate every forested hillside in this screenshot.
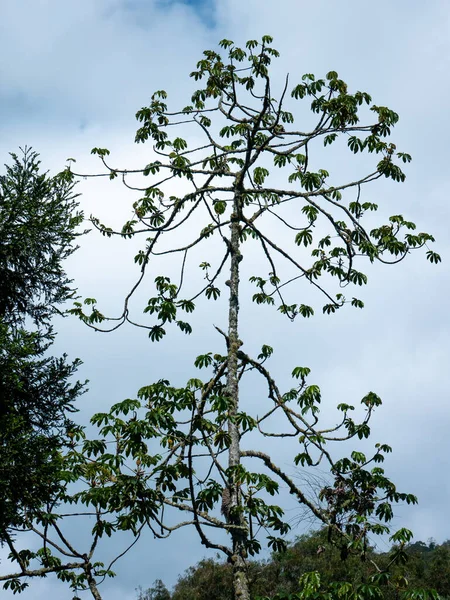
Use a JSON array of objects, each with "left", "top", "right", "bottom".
[{"left": 138, "top": 529, "right": 449, "bottom": 599}]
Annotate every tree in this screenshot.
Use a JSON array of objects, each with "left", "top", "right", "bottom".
[
  {"left": 137, "top": 580, "right": 171, "bottom": 600},
  {"left": 0, "top": 148, "right": 85, "bottom": 575},
  {"left": 65, "top": 36, "right": 440, "bottom": 599},
  {"left": 2, "top": 38, "right": 440, "bottom": 599}
]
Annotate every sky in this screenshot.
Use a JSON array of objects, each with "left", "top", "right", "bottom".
[{"left": 1, "top": 0, "right": 450, "bottom": 598}]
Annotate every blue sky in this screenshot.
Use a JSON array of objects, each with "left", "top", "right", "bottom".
[{"left": 1, "top": 1, "right": 450, "bottom": 598}]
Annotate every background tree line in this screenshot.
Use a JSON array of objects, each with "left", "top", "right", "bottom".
[{"left": 138, "top": 529, "right": 450, "bottom": 600}]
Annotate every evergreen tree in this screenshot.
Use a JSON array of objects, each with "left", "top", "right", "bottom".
[{"left": 0, "top": 148, "right": 85, "bottom": 538}]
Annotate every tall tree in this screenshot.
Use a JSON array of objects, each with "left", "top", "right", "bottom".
[
  {"left": 0, "top": 148, "right": 85, "bottom": 538},
  {"left": 64, "top": 36, "right": 439, "bottom": 599},
  {"left": 1, "top": 38, "right": 440, "bottom": 599}
]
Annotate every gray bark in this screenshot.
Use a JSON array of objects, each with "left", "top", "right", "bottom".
[
  {"left": 85, "top": 563, "right": 103, "bottom": 600},
  {"left": 226, "top": 189, "right": 250, "bottom": 600}
]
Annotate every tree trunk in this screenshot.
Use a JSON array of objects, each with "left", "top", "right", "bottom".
[
  {"left": 85, "top": 563, "right": 103, "bottom": 600},
  {"left": 227, "top": 190, "right": 250, "bottom": 600}
]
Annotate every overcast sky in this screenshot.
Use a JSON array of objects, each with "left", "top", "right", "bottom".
[{"left": 1, "top": 1, "right": 449, "bottom": 598}]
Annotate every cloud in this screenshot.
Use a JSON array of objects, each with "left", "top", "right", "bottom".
[{"left": 0, "top": 0, "right": 215, "bottom": 132}]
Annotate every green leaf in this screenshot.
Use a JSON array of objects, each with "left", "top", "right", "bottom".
[
  {"left": 295, "top": 230, "right": 313, "bottom": 247},
  {"left": 426, "top": 250, "right": 441, "bottom": 264},
  {"left": 323, "top": 303, "right": 338, "bottom": 314},
  {"left": 205, "top": 286, "right": 220, "bottom": 300},
  {"left": 173, "top": 137, "right": 188, "bottom": 151},
  {"left": 252, "top": 293, "right": 275, "bottom": 305},
  {"left": 245, "top": 39, "right": 258, "bottom": 50},
  {"left": 294, "top": 452, "right": 313, "bottom": 467},
  {"left": 177, "top": 321, "right": 192, "bottom": 334},
  {"left": 292, "top": 366, "right": 311, "bottom": 379},
  {"left": 149, "top": 325, "right": 165, "bottom": 342},
  {"left": 348, "top": 136, "right": 364, "bottom": 153},
  {"left": 390, "top": 528, "right": 414, "bottom": 543},
  {"left": 253, "top": 167, "right": 270, "bottom": 185},
  {"left": 219, "top": 38, "right": 234, "bottom": 49},
  {"left": 267, "top": 537, "right": 287, "bottom": 553},
  {"left": 351, "top": 297, "right": 364, "bottom": 308},
  {"left": 324, "top": 133, "right": 338, "bottom": 146},
  {"left": 291, "top": 84, "right": 307, "bottom": 99},
  {"left": 349, "top": 270, "right": 368, "bottom": 286},
  {"left": 397, "top": 151, "right": 412, "bottom": 163},
  {"left": 194, "top": 353, "right": 213, "bottom": 368},
  {"left": 177, "top": 299, "right": 195, "bottom": 313},
  {"left": 91, "top": 147, "right": 110, "bottom": 157},
  {"left": 298, "top": 304, "right": 314, "bottom": 318},
  {"left": 258, "top": 345, "right": 273, "bottom": 360}
]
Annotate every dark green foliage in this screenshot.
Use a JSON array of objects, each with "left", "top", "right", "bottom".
[
  {"left": 0, "top": 148, "right": 83, "bottom": 327},
  {"left": 171, "top": 560, "right": 234, "bottom": 600},
  {"left": 0, "top": 324, "right": 83, "bottom": 534},
  {"left": 0, "top": 148, "right": 85, "bottom": 538},
  {"left": 137, "top": 579, "right": 171, "bottom": 600},
  {"left": 140, "top": 530, "right": 448, "bottom": 600}
]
